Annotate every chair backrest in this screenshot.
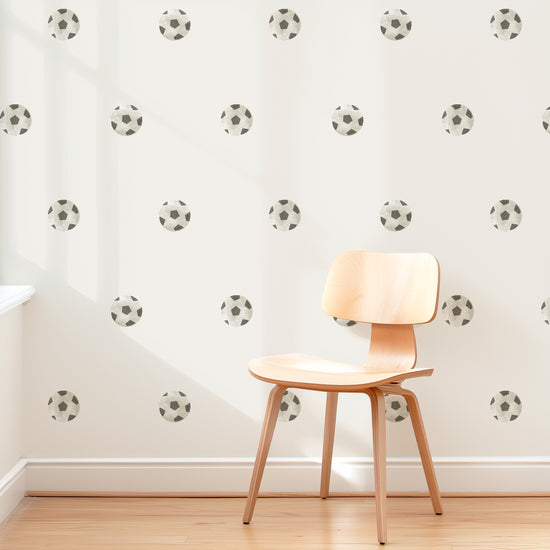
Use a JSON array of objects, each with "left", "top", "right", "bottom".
[
  {"left": 322, "top": 251, "right": 440, "bottom": 372},
  {"left": 322, "top": 251, "right": 440, "bottom": 325}
]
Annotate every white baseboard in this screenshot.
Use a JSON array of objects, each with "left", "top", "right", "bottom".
[
  {"left": 0, "top": 459, "right": 27, "bottom": 522},
  {"left": 24, "top": 456, "right": 550, "bottom": 494}
]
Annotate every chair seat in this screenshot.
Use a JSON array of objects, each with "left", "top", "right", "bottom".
[{"left": 249, "top": 353, "right": 433, "bottom": 392}]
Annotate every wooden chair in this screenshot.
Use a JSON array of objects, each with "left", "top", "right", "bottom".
[{"left": 242, "top": 251, "right": 443, "bottom": 544}]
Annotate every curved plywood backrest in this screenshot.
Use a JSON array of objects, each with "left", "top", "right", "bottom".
[{"left": 321, "top": 251, "right": 440, "bottom": 325}]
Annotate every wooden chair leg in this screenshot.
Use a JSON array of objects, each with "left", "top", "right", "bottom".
[
  {"left": 367, "top": 387, "right": 387, "bottom": 544},
  {"left": 243, "top": 384, "right": 287, "bottom": 524},
  {"left": 320, "top": 392, "right": 338, "bottom": 498},
  {"left": 401, "top": 388, "right": 443, "bottom": 515}
]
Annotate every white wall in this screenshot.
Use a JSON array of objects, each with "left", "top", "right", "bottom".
[
  {"left": 0, "top": 307, "right": 22, "bottom": 478},
  {"left": 1, "top": 0, "right": 550, "bottom": 492},
  {"left": 0, "top": 305, "right": 26, "bottom": 520}
]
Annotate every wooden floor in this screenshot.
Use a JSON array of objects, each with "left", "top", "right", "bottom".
[{"left": 1, "top": 496, "right": 550, "bottom": 549}]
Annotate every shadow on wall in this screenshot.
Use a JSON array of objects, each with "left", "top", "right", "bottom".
[
  {"left": 18, "top": 256, "right": 404, "bottom": 502},
  {"left": 19, "top": 255, "right": 267, "bottom": 459},
  {"left": 19, "top": 253, "right": 393, "bottom": 463}
]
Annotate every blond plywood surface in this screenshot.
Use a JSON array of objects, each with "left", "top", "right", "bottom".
[
  {"left": 2, "top": 496, "right": 550, "bottom": 549},
  {"left": 248, "top": 354, "right": 433, "bottom": 391},
  {"left": 363, "top": 324, "right": 417, "bottom": 372},
  {"left": 321, "top": 251, "right": 440, "bottom": 325},
  {"left": 320, "top": 392, "right": 338, "bottom": 499}
]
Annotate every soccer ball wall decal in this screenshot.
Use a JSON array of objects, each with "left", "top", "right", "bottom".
[
  {"left": 0, "top": 104, "right": 32, "bottom": 136},
  {"left": 48, "top": 200, "right": 80, "bottom": 231},
  {"left": 48, "top": 390, "right": 80, "bottom": 422},
  {"left": 442, "top": 104, "right": 474, "bottom": 136},
  {"left": 380, "top": 200, "right": 412, "bottom": 231},
  {"left": 384, "top": 394, "right": 410, "bottom": 422},
  {"left": 159, "top": 391, "right": 191, "bottom": 422},
  {"left": 332, "top": 105, "right": 364, "bottom": 136},
  {"left": 111, "top": 296, "right": 143, "bottom": 327},
  {"left": 490, "top": 390, "right": 522, "bottom": 422},
  {"left": 221, "top": 104, "right": 253, "bottom": 136},
  {"left": 48, "top": 9, "right": 80, "bottom": 40},
  {"left": 269, "top": 9, "right": 301, "bottom": 40},
  {"left": 541, "top": 298, "right": 550, "bottom": 325},
  {"left": 159, "top": 9, "right": 191, "bottom": 40},
  {"left": 269, "top": 199, "right": 301, "bottom": 231},
  {"left": 441, "top": 295, "right": 474, "bottom": 327},
  {"left": 111, "top": 104, "right": 143, "bottom": 136},
  {"left": 380, "top": 9, "right": 412, "bottom": 41},
  {"left": 333, "top": 317, "right": 356, "bottom": 327},
  {"left": 221, "top": 295, "right": 253, "bottom": 327},
  {"left": 159, "top": 200, "right": 191, "bottom": 232},
  {"left": 490, "top": 199, "right": 522, "bottom": 231},
  {"left": 490, "top": 9, "right": 522, "bottom": 40},
  {"left": 278, "top": 390, "right": 301, "bottom": 422},
  {"left": 542, "top": 107, "right": 550, "bottom": 133}
]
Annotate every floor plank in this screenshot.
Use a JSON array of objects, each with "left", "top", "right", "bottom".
[{"left": 0, "top": 496, "right": 549, "bottom": 549}]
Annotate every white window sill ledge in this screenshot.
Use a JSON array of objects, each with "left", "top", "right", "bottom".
[{"left": 0, "top": 285, "right": 35, "bottom": 315}]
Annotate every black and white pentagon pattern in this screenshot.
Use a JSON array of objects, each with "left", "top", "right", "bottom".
[
  {"left": 384, "top": 394, "right": 409, "bottom": 423},
  {"left": 159, "top": 200, "right": 191, "bottom": 232},
  {"left": 221, "top": 295, "right": 253, "bottom": 327},
  {"left": 490, "top": 390, "right": 522, "bottom": 422},
  {"left": 278, "top": 390, "right": 301, "bottom": 422},
  {"left": 221, "top": 104, "right": 253, "bottom": 136},
  {"left": 332, "top": 104, "right": 364, "bottom": 136},
  {"left": 269, "top": 9, "right": 301, "bottom": 40},
  {"left": 48, "top": 200, "right": 80, "bottom": 231},
  {"left": 380, "top": 9, "right": 412, "bottom": 41},
  {"left": 541, "top": 298, "right": 550, "bottom": 325},
  {"left": 490, "top": 9, "right": 522, "bottom": 40},
  {"left": 159, "top": 9, "right": 191, "bottom": 41},
  {"left": 269, "top": 199, "right": 301, "bottom": 231},
  {"left": 0, "top": 104, "right": 32, "bottom": 136},
  {"left": 490, "top": 199, "right": 522, "bottom": 231},
  {"left": 380, "top": 200, "right": 412, "bottom": 231},
  {"left": 48, "top": 390, "right": 80, "bottom": 422},
  {"left": 542, "top": 107, "right": 550, "bottom": 133},
  {"left": 442, "top": 104, "right": 474, "bottom": 136},
  {"left": 111, "top": 295, "right": 143, "bottom": 327},
  {"left": 111, "top": 104, "right": 143, "bottom": 136},
  {"left": 333, "top": 317, "right": 357, "bottom": 327},
  {"left": 48, "top": 9, "right": 80, "bottom": 40},
  {"left": 159, "top": 391, "right": 191, "bottom": 422},
  {"left": 441, "top": 295, "right": 474, "bottom": 327}
]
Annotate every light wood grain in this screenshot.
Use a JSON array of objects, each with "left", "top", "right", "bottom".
[
  {"left": 363, "top": 323, "right": 417, "bottom": 372},
  {"left": 2, "top": 496, "right": 550, "bottom": 549},
  {"left": 367, "top": 388, "right": 387, "bottom": 544},
  {"left": 248, "top": 354, "right": 433, "bottom": 392},
  {"left": 242, "top": 384, "right": 287, "bottom": 524},
  {"left": 379, "top": 384, "right": 443, "bottom": 515},
  {"left": 321, "top": 251, "right": 440, "bottom": 325},
  {"left": 320, "top": 391, "right": 338, "bottom": 498}
]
